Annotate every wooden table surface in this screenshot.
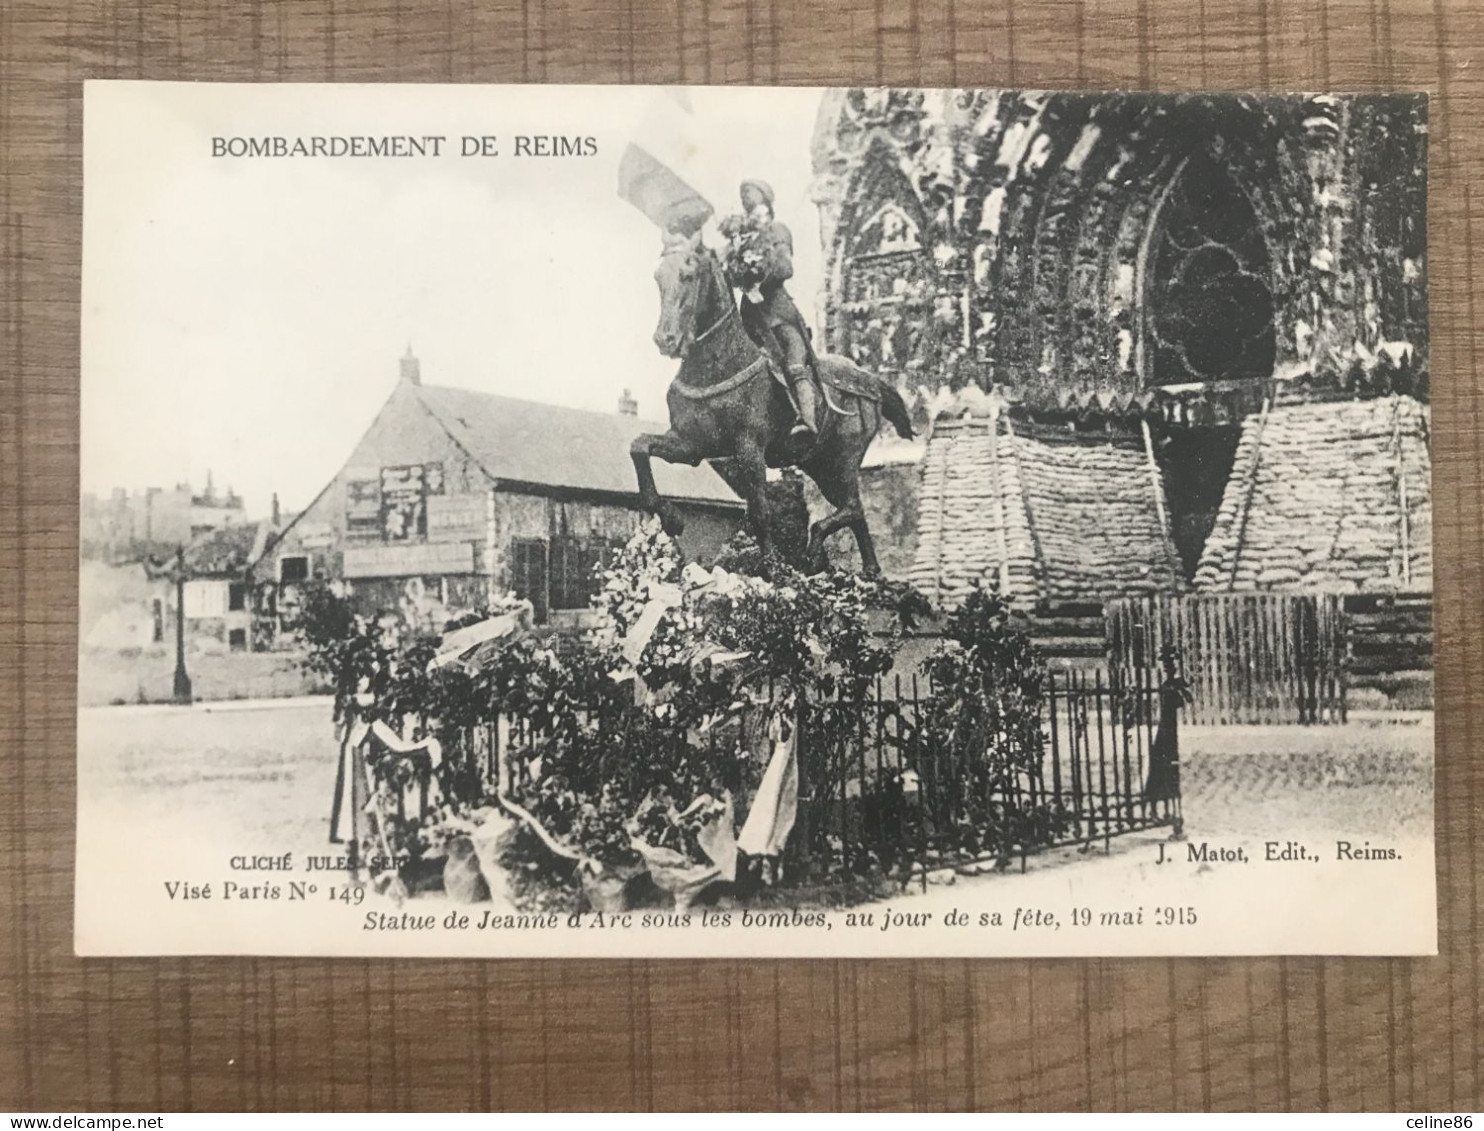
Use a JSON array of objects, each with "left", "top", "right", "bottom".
[{"left": 3, "top": 0, "right": 1481, "bottom": 1112}]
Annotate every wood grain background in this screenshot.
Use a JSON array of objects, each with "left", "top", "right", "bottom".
[{"left": 2, "top": 0, "right": 1481, "bottom": 1112}]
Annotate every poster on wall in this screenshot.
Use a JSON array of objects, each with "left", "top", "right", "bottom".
[
  {"left": 426, "top": 494, "right": 485, "bottom": 543},
  {"left": 379, "top": 464, "right": 426, "bottom": 542},
  {"left": 77, "top": 81, "right": 1433, "bottom": 958},
  {"left": 345, "top": 477, "right": 381, "bottom": 538}
]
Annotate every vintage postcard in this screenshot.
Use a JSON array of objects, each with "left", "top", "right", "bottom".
[{"left": 77, "top": 82, "right": 1434, "bottom": 957}]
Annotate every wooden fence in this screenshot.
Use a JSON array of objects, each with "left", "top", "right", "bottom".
[
  {"left": 1105, "top": 593, "right": 1347, "bottom": 725},
  {"left": 1022, "top": 599, "right": 1107, "bottom": 661},
  {"left": 1343, "top": 591, "right": 1434, "bottom": 696}
]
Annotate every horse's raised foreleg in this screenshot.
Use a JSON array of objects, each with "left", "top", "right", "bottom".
[{"left": 630, "top": 430, "right": 702, "bottom": 538}]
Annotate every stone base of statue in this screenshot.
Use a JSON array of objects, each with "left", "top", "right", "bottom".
[{"left": 713, "top": 471, "right": 813, "bottom": 576}]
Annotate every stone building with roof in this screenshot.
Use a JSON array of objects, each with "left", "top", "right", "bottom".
[
  {"left": 181, "top": 520, "right": 275, "bottom": 650},
  {"left": 111, "top": 513, "right": 281, "bottom": 653},
  {"left": 809, "top": 90, "right": 1429, "bottom": 609},
  {"left": 260, "top": 350, "right": 744, "bottom": 637}
]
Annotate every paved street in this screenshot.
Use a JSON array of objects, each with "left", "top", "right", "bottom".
[
  {"left": 78, "top": 646, "right": 326, "bottom": 707},
  {"left": 79, "top": 698, "right": 343, "bottom": 863}
]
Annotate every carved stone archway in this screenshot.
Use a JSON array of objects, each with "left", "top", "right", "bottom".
[{"left": 832, "top": 138, "right": 947, "bottom": 384}]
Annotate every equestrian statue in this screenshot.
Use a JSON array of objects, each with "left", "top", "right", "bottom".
[{"left": 619, "top": 153, "right": 913, "bottom": 575}]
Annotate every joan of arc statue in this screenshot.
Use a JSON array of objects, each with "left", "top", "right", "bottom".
[{"left": 719, "top": 179, "right": 819, "bottom": 439}]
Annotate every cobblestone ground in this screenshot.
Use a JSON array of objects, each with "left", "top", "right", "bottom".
[{"left": 1178, "top": 718, "right": 1433, "bottom": 839}]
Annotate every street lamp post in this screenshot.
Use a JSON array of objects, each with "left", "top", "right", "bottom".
[
  {"left": 172, "top": 545, "right": 193, "bottom": 705},
  {"left": 144, "top": 543, "right": 195, "bottom": 705}
]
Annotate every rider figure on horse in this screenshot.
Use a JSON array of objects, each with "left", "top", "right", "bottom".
[{"left": 720, "top": 179, "right": 820, "bottom": 440}]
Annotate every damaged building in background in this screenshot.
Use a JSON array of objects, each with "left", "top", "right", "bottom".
[
  {"left": 809, "top": 89, "right": 1429, "bottom": 607},
  {"left": 810, "top": 90, "right": 1429, "bottom": 708}
]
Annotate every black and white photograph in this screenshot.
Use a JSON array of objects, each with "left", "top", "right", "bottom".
[{"left": 76, "top": 82, "right": 1434, "bottom": 957}]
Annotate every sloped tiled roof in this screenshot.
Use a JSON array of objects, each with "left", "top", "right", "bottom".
[
  {"left": 1195, "top": 395, "right": 1431, "bottom": 592},
  {"left": 415, "top": 384, "right": 741, "bottom": 507}
]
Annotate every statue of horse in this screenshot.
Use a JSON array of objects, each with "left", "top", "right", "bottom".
[{"left": 630, "top": 230, "right": 914, "bottom": 574}]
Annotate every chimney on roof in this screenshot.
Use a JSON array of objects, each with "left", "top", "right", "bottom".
[
  {"left": 271, "top": 492, "right": 281, "bottom": 527},
  {"left": 617, "top": 387, "right": 638, "bottom": 416},
  {"left": 400, "top": 344, "right": 421, "bottom": 386}
]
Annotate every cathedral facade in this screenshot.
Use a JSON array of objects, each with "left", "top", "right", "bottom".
[{"left": 810, "top": 90, "right": 1429, "bottom": 608}]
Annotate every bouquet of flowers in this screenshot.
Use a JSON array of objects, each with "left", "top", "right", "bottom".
[{"left": 718, "top": 212, "right": 766, "bottom": 301}]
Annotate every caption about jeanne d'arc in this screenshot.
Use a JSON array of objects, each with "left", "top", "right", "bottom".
[
  {"left": 163, "top": 852, "right": 1207, "bottom": 935},
  {"left": 361, "top": 904, "right": 1199, "bottom": 934},
  {"left": 158, "top": 831, "right": 1407, "bottom": 937},
  {"left": 162, "top": 892, "right": 1202, "bottom": 934}
]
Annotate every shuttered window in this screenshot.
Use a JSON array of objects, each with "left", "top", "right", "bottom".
[
  {"left": 508, "top": 538, "right": 548, "bottom": 624},
  {"left": 550, "top": 537, "right": 603, "bottom": 611}
]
